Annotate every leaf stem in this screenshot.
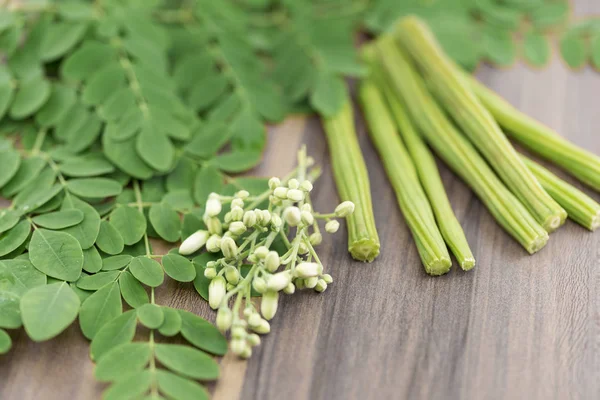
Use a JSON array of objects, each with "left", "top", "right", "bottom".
[{"left": 133, "top": 181, "right": 152, "bottom": 257}]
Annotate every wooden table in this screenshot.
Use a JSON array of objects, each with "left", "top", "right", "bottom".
[{"left": 2, "top": 5, "right": 599, "bottom": 400}]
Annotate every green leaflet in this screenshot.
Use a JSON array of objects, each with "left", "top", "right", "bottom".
[
  {"left": 35, "top": 84, "right": 78, "bottom": 127},
  {"left": 82, "top": 246, "right": 103, "bottom": 273},
  {"left": 102, "top": 133, "right": 154, "bottom": 180},
  {"left": 193, "top": 165, "right": 223, "bottom": 206},
  {"left": 592, "top": 34, "right": 600, "bottom": 70},
  {"left": 0, "top": 146, "right": 21, "bottom": 189},
  {"left": 79, "top": 281, "right": 122, "bottom": 340},
  {"left": 213, "top": 150, "right": 263, "bottom": 173},
  {"left": 162, "top": 190, "right": 195, "bottom": 211},
  {"left": 178, "top": 310, "right": 228, "bottom": 355},
  {"left": 155, "top": 369, "right": 210, "bottom": 400},
  {"left": 148, "top": 203, "right": 181, "bottom": 242},
  {"left": 95, "top": 342, "right": 152, "bottom": 382},
  {"left": 560, "top": 31, "right": 588, "bottom": 69},
  {"left": 0, "top": 328, "right": 11, "bottom": 354},
  {"left": 522, "top": 31, "right": 551, "bottom": 67},
  {"left": 0, "top": 290, "right": 21, "bottom": 329},
  {"left": 1, "top": 157, "right": 46, "bottom": 198},
  {"left": 102, "top": 254, "right": 133, "bottom": 271},
  {"left": 40, "top": 21, "right": 89, "bottom": 62},
  {"left": 136, "top": 303, "right": 164, "bottom": 329},
  {"left": 60, "top": 194, "right": 101, "bottom": 249},
  {"left": 32, "top": 210, "right": 84, "bottom": 229},
  {"left": 158, "top": 307, "right": 182, "bottom": 337},
  {"left": 96, "top": 221, "right": 125, "bottom": 255},
  {"left": 154, "top": 343, "right": 220, "bottom": 380},
  {"left": 9, "top": 75, "right": 52, "bottom": 120},
  {"left": 90, "top": 309, "right": 138, "bottom": 361},
  {"left": 310, "top": 72, "right": 347, "bottom": 117},
  {"left": 13, "top": 184, "right": 63, "bottom": 215},
  {"left": 0, "top": 259, "right": 47, "bottom": 297},
  {"left": 129, "top": 256, "right": 164, "bottom": 287},
  {"left": 483, "top": 28, "right": 517, "bottom": 67},
  {"left": 109, "top": 206, "right": 147, "bottom": 245},
  {"left": 118, "top": 270, "right": 149, "bottom": 308},
  {"left": 0, "top": 209, "right": 20, "bottom": 235},
  {"left": 60, "top": 40, "right": 117, "bottom": 82},
  {"left": 161, "top": 254, "right": 196, "bottom": 282},
  {"left": 0, "top": 220, "right": 31, "bottom": 258},
  {"left": 136, "top": 123, "right": 175, "bottom": 172},
  {"left": 76, "top": 271, "right": 120, "bottom": 291},
  {"left": 0, "top": 67, "right": 14, "bottom": 120},
  {"left": 28, "top": 228, "right": 83, "bottom": 282},
  {"left": 20, "top": 282, "right": 80, "bottom": 341},
  {"left": 66, "top": 178, "right": 123, "bottom": 198},
  {"left": 103, "top": 370, "right": 152, "bottom": 400}
]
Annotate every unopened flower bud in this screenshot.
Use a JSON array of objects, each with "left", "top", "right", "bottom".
[
  {"left": 301, "top": 203, "right": 312, "bottom": 213},
  {"left": 335, "top": 201, "right": 355, "bottom": 217},
  {"left": 309, "top": 232, "right": 322, "bottom": 246},
  {"left": 248, "top": 254, "right": 259, "bottom": 263},
  {"left": 243, "top": 308, "right": 253, "bottom": 318},
  {"left": 224, "top": 212, "right": 232, "bottom": 223},
  {"left": 205, "top": 197, "right": 222, "bottom": 217},
  {"left": 216, "top": 307, "right": 232, "bottom": 332},
  {"left": 204, "top": 267, "right": 217, "bottom": 279},
  {"left": 254, "top": 246, "right": 269, "bottom": 259},
  {"left": 230, "top": 206, "right": 244, "bottom": 221},
  {"left": 325, "top": 220, "right": 340, "bottom": 233},
  {"left": 208, "top": 276, "right": 226, "bottom": 309},
  {"left": 283, "top": 283, "right": 295, "bottom": 294},
  {"left": 231, "top": 198, "right": 244, "bottom": 208},
  {"left": 207, "top": 261, "right": 216, "bottom": 268},
  {"left": 179, "top": 230, "right": 209, "bottom": 255},
  {"left": 287, "top": 189, "right": 304, "bottom": 202},
  {"left": 270, "top": 195, "right": 282, "bottom": 206},
  {"left": 305, "top": 276, "right": 319, "bottom": 289},
  {"left": 295, "top": 278, "right": 306, "bottom": 290},
  {"left": 298, "top": 242, "right": 309, "bottom": 255},
  {"left": 225, "top": 266, "right": 240, "bottom": 284},
  {"left": 322, "top": 273, "right": 333, "bottom": 284},
  {"left": 314, "top": 279, "right": 327, "bottom": 292},
  {"left": 228, "top": 221, "right": 247, "bottom": 236},
  {"left": 243, "top": 210, "right": 257, "bottom": 227},
  {"left": 226, "top": 283, "right": 235, "bottom": 291},
  {"left": 273, "top": 187, "right": 288, "bottom": 199},
  {"left": 260, "top": 210, "right": 271, "bottom": 225},
  {"left": 252, "top": 277, "right": 267, "bottom": 293},
  {"left": 247, "top": 333, "right": 261, "bottom": 347},
  {"left": 252, "top": 319, "right": 271, "bottom": 334},
  {"left": 236, "top": 190, "right": 249, "bottom": 199},
  {"left": 294, "top": 262, "right": 322, "bottom": 278},
  {"left": 206, "top": 235, "right": 222, "bottom": 253},
  {"left": 261, "top": 291, "right": 279, "bottom": 320},
  {"left": 248, "top": 313, "right": 263, "bottom": 328},
  {"left": 270, "top": 214, "right": 282, "bottom": 230},
  {"left": 205, "top": 217, "right": 222, "bottom": 235},
  {"left": 301, "top": 210, "right": 314, "bottom": 225},
  {"left": 264, "top": 251, "right": 280, "bottom": 272},
  {"left": 288, "top": 178, "right": 299, "bottom": 189},
  {"left": 230, "top": 339, "right": 246, "bottom": 356},
  {"left": 221, "top": 236, "right": 238, "bottom": 259},
  {"left": 267, "top": 271, "right": 292, "bottom": 292},
  {"left": 300, "top": 180, "right": 313, "bottom": 192},
  {"left": 283, "top": 207, "right": 301, "bottom": 226},
  {"left": 268, "top": 177, "right": 281, "bottom": 190},
  {"left": 232, "top": 326, "right": 247, "bottom": 339},
  {"left": 240, "top": 345, "right": 252, "bottom": 359}
]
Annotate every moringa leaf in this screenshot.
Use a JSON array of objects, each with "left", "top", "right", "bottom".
[
  {"left": 155, "top": 369, "right": 210, "bottom": 400},
  {"left": 193, "top": 165, "right": 223, "bottom": 206},
  {"left": 158, "top": 307, "right": 182, "bottom": 337},
  {"left": 82, "top": 246, "right": 103, "bottom": 273},
  {"left": 9, "top": 75, "right": 52, "bottom": 120},
  {"left": 148, "top": 203, "right": 181, "bottom": 242},
  {"left": 95, "top": 221, "right": 125, "bottom": 255},
  {"left": 0, "top": 209, "right": 20, "bottom": 235},
  {"left": 109, "top": 206, "right": 147, "bottom": 245},
  {"left": 32, "top": 209, "right": 84, "bottom": 229},
  {"left": 0, "top": 259, "right": 47, "bottom": 296},
  {"left": 154, "top": 343, "right": 220, "bottom": 380},
  {"left": 0, "top": 220, "right": 31, "bottom": 258},
  {"left": 101, "top": 254, "right": 133, "bottom": 271},
  {"left": 60, "top": 194, "right": 101, "bottom": 249},
  {"left": 560, "top": 30, "right": 588, "bottom": 69},
  {"left": 103, "top": 370, "right": 153, "bottom": 400},
  {"left": 76, "top": 270, "right": 120, "bottom": 291},
  {"left": 0, "top": 290, "right": 21, "bottom": 329},
  {"left": 136, "top": 303, "right": 164, "bottom": 329},
  {"left": 118, "top": 271, "right": 149, "bottom": 308},
  {"left": 178, "top": 310, "right": 228, "bottom": 355},
  {"left": 95, "top": 342, "right": 152, "bottom": 382},
  {"left": 67, "top": 178, "right": 123, "bottom": 198},
  {"left": 129, "top": 256, "right": 164, "bottom": 287},
  {"left": 161, "top": 254, "right": 196, "bottom": 282},
  {"left": 0, "top": 328, "right": 11, "bottom": 354},
  {"left": 29, "top": 228, "right": 83, "bottom": 282},
  {"left": 90, "top": 309, "right": 138, "bottom": 362},
  {"left": 79, "top": 281, "right": 122, "bottom": 340},
  {"left": 0, "top": 147, "right": 20, "bottom": 190}
]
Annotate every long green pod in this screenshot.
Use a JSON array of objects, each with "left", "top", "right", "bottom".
[
  {"left": 521, "top": 156, "right": 600, "bottom": 231},
  {"left": 359, "top": 77, "right": 451, "bottom": 275},
  {"left": 363, "top": 49, "right": 475, "bottom": 270},
  {"left": 395, "top": 16, "right": 567, "bottom": 232},
  {"left": 375, "top": 37, "right": 549, "bottom": 254},
  {"left": 321, "top": 94, "right": 380, "bottom": 262},
  {"left": 463, "top": 73, "right": 600, "bottom": 192}
]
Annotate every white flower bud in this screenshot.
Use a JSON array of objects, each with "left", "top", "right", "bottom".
[
  {"left": 230, "top": 206, "right": 244, "bottom": 221},
  {"left": 228, "top": 221, "right": 247, "bottom": 236},
  {"left": 273, "top": 187, "right": 288, "bottom": 199},
  {"left": 247, "top": 333, "right": 261, "bottom": 347},
  {"left": 305, "top": 276, "right": 318, "bottom": 289},
  {"left": 208, "top": 276, "right": 226, "bottom": 309},
  {"left": 225, "top": 266, "right": 240, "bottom": 284},
  {"left": 247, "top": 313, "right": 263, "bottom": 328},
  {"left": 300, "top": 180, "right": 313, "bottom": 192},
  {"left": 270, "top": 195, "right": 282, "bottom": 206},
  {"left": 253, "top": 246, "right": 269, "bottom": 259},
  {"left": 309, "top": 232, "right": 322, "bottom": 246},
  {"left": 207, "top": 261, "right": 216, "bottom": 268},
  {"left": 294, "top": 262, "right": 322, "bottom": 278},
  {"left": 301, "top": 210, "right": 314, "bottom": 225},
  {"left": 230, "top": 339, "right": 246, "bottom": 356},
  {"left": 231, "top": 198, "right": 244, "bottom": 208},
  {"left": 205, "top": 197, "right": 222, "bottom": 217},
  {"left": 232, "top": 326, "right": 247, "bottom": 339},
  {"left": 283, "top": 207, "right": 301, "bottom": 226},
  {"left": 221, "top": 236, "right": 238, "bottom": 259},
  {"left": 247, "top": 254, "right": 259, "bottom": 264},
  {"left": 224, "top": 212, "right": 232, "bottom": 223},
  {"left": 270, "top": 214, "right": 282, "bottom": 230},
  {"left": 325, "top": 220, "right": 340, "bottom": 233},
  {"left": 283, "top": 283, "right": 295, "bottom": 294},
  {"left": 253, "top": 209, "right": 264, "bottom": 224},
  {"left": 236, "top": 190, "right": 249, "bottom": 199},
  {"left": 205, "top": 217, "right": 222, "bottom": 235},
  {"left": 206, "top": 235, "right": 222, "bottom": 253},
  {"left": 260, "top": 210, "right": 271, "bottom": 225},
  {"left": 252, "top": 319, "right": 271, "bottom": 334},
  {"left": 243, "top": 210, "right": 257, "bottom": 227},
  {"left": 335, "top": 201, "right": 355, "bottom": 217},
  {"left": 301, "top": 203, "right": 312, "bottom": 212},
  {"left": 314, "top": 279, "right": 328, "bottom": 292},
  {"left": 295, "top": 278, "right": 306, "bottom": 290},
  {"left": 216, "top": 307, "right": 232, "bottom": 332},
  {"left": 226, "top": 283, "right": 235, "bottom": 291},
  {"left": 243, "top": 308, "right": 253, "bottom": 318},
  {"left": 261, "top": 291, "right": 279, "bottom": 320},
  {"left": 204, "top": 267, "right": 217, "bottom": 279},
  {"left": 240, "top": 345, "right": 252, "bottom": 359},
  {"left": 178, "top": 230, "right": 209, "bottom": 255},
  {"left": 268, "top": 177, "right": 281, "bottom": 190},
  {"left": 298, "top": 242, "right": 309, "bottom": 255},
  {"left": 264, "top": 251, "right": 280, "bottom": 272},
  {"left": 322, "top": 273, "right": 333, "bottom": 284},
  {"left": 287, "top": 179, "right": 299, "bottom": 189},
  {"left": 252, "top": 277, "right": 267, "bottom": 293},
  {"left": 266, "top": 271, "right": 292, "bottom": 292},
  {"left": 287, "top": 189, "right": 304, "bottom": 202}
]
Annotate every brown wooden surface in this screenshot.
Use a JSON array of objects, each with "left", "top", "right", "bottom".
[{"left": 2, "top": 5, "right": 600, "bottom": 400}]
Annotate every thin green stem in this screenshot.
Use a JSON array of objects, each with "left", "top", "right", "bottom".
[{"left": 133, "top": 181, "right": 152, "bottom": 257}]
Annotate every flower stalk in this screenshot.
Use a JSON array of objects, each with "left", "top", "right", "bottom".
[
  {"left": 394, "top": 16, "right": 567, "bottom": 232},
  {"left": 321, "top": 91, "right": 380, "bottom": 262},
  {"left": 374, "top": 36, "right": 549, "bottom": 254}
]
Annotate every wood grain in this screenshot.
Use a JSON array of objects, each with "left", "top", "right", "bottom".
[{"left": 1, "top": 4, "right": 600, "bottom": 400}]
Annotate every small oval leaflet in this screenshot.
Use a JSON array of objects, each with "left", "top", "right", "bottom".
[
  {"left": 118, "top": 271, "right": 149, "bottom": 308},
  {"left": 129, "top": 256, "right": 164, "bottom": 287},
  {"left": 32, "top": 209, "right": 84, "bottom": 229},
  {"left": 79, "top": 281, "right": 122, "bottom": 340},
  {"left": 94, "top": 342, "right": 152, "bottom": 382},
  {"left": 136, "top": 303, "right": 164, "bottom": 329},
  {"left": 66, "top": 178, "right": 123, "bottom": 198},
  {"left": 90, "top": 309, "right": 138, "bottom": 362},
  {"left": 95, "top": 220, "right": 125, "bottom": 255},
  {"left": 158, "top": 307, "right": 182, "bottom": 337},
  {"left": 161, "top": 254, "right": 196, "bottom": 282},
  {"left": 0, "top": 219, "right": 31, "bottom": 258},
  {"left": 29, "top": 228, "right": 83, "bottom": 282}
]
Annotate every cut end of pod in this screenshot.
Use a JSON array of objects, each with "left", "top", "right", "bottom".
[
  {"left": 460, "top": 257, "right": 476, "bottom": 271},
  {"left": 590, "top": 211, "right": 600, "bottom": 232},
  {"left": 543, "top": 211, "right": 567, "bottom": 233},
  {"left": 349, "top": 239, "right": 381, "bottom": 262},
  {"left": 425, "top": 257, "right": 452, "bottom": 276},
  {"left": 526, "top": 233, "right": 549, "bottom": 255}
]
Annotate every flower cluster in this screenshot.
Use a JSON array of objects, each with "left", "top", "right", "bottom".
[{"left": 178, "top": 148, "right": 354, "bottom": 358}]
